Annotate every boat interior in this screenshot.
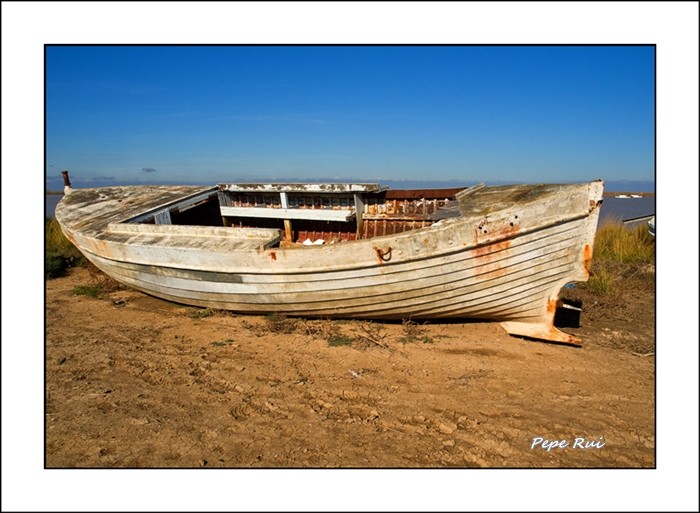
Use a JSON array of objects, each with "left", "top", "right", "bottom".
[{"left": 129, "top": 183, "right": 466, "bottom": 246}]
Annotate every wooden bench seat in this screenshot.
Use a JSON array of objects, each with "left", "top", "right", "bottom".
[{"left": 108, "top": 223, "right": 281, "bottom": 249}]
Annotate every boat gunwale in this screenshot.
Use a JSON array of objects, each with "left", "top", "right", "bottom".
[
  {"left": 66, "top": 209, "right": 593, "bottom": 279},
  {"left": 56, "top": 181, "right": 603, "bottom": 274}
]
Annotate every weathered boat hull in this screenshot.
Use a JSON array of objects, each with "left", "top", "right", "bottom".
[{"left": 55, "top": 180, "right": 604, "bottom": 343}]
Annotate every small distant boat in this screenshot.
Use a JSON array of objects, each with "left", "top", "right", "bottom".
[
  {"left": 630, "top": 194, "right": 643, "bottom": 198},
  {"left": 615, "top": 194, "right": 631, "bottom": 198},
  {"left": 55, "top": 171, "right": 604, "bottom": 344}
]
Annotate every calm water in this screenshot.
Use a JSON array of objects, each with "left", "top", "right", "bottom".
[
  {"left": 45, "top": 193, "right": 655, "bottom": 226},
  {"left": 598, "top": 196, "right": 655, "bottom": 223},
  {"left": 46, "top": 194, "right": 62, "bottom": 218}
]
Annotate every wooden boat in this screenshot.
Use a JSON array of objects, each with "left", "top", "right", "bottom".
[{"left": 55, "top": 171, "right": 604, "bottom": 343}]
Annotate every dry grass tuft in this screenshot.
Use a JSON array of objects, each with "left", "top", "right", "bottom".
[
  {"left": 593, "top": 220, "right": 655, "bottom": 264},
  {"left": 399, "top": 319, "right": 434, "bottom": 344}
]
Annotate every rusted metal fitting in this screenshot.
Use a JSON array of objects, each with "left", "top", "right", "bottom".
[
  {"left": 374, "top": 246, "right": 392, "bottom": 262},
  {"left": 61, "top": 170, "right": 71, "bottom": 187}
]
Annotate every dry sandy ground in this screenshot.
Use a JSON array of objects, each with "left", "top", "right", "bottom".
[{"left": 45, "top": 266, "right": 654, "bottom": 468}]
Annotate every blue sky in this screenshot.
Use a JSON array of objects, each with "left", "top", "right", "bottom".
[{"left": 46, "top": 45, "right": 654, "bottom": 189}]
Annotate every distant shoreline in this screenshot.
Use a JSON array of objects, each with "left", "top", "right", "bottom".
[
  {"left": 603, "top": 192, "right": 654, "bottom": 197},
  {"left": 46, "top": 188, "right": 654, "bottom": 197}
]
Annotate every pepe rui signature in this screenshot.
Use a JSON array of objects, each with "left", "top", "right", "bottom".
[{"left": 531, "top": 436, "right": 606, "bottom": 451}]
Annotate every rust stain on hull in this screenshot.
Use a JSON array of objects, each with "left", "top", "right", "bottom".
[
  {"left": 471, "top": 239, "right": 512, "bottom": 279},
  {"left": 473, "top": 239, "right": 511, "bottom": 258},
  {"left": 583, "top": 244, "right": 593, "bottom": 275}
]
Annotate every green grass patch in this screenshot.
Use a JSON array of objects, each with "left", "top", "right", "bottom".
[
  {"left": 327, "top": 334, "right": 355, "bottom": 347},
  {"left": 72, "top": 285, "right": 103, "bottom": 298},
  {"left": 186, "top": 307, "right": 215, "bottom": 319}
]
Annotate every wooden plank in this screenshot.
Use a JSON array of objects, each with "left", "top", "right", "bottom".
[
  {"left": 154, "top": 210, "right": 172, "bottom": 225},
  {"left": 108, "top": 222, "right": 280, "bottom": 239},
  {"left": 354, "top": 193, "right": 365, "bottom": 239},
  {"left": 220, "top": 205, "right": 356, "bottom": 222},
  {"left": 280, "top": 192, "right": 293, "bottom": 242}
]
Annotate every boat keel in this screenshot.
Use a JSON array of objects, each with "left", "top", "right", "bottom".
[{"left": 500, "top": 321, "right": 581, "bottom": 345}]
